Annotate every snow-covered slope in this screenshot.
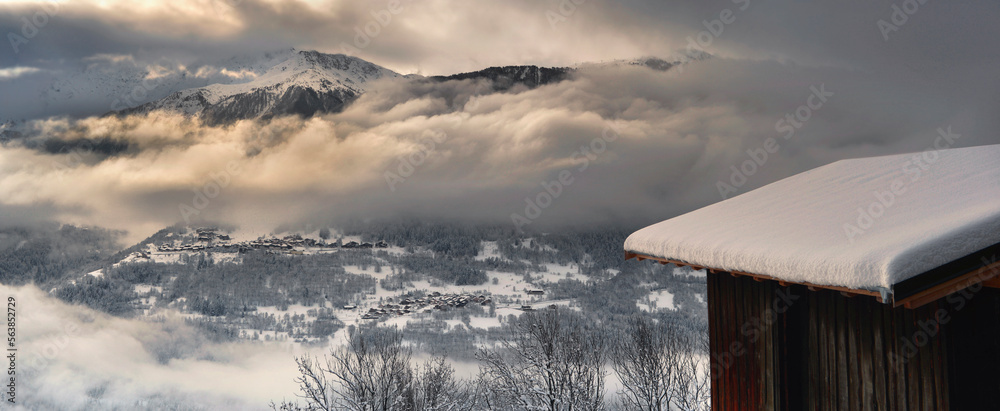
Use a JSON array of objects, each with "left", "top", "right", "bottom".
[
  {"left": 117, "top": 50, "right": 400, "bottom": 124},
  {"left": 625, "top": 144, "right": 1000, "bottom": 295},
  {"left": 34, "top": 49, "right": 295, "bottom": 118}
]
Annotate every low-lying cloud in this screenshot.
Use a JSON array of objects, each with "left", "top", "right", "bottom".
[
  {"left": 10, "top": 283, "right": 307, "bottom": 410},
  {"left": 2, "top": 57, "right": 996, "bottom": 243}
]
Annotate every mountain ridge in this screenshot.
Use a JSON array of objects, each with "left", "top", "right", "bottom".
[
  {"left": 107, "top": 50, "right": 709, "bottom": 124},
  {"left": 115, "top": 50, "right": 400, "bottom": 125}
]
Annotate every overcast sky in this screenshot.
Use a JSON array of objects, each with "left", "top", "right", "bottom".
[{"left": 1, "top": 0, "right": 999, "bottom": 242}]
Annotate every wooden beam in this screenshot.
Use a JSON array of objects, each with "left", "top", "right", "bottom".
[
  {"left": 983, "top": 276, "right": 1000, "bottom": 289},
  {"left": 893, "top": 258, "right": 1000, "bottom": 309}
]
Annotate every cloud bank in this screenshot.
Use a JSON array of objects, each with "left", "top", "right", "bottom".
[
  {"left": 2, "top": 57, "right": 997, "bottom": 243},
  {"left": 10, "top": 283, "right": 308, "bottom": 410},
  {"left": 2, "top": 0, "right": 1000, "bottom": 242}
]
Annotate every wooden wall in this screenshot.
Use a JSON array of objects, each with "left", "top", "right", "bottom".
[{"left": 706, "top": 274, "right": 1000, "bottom": 410}]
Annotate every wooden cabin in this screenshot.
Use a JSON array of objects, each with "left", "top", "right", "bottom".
[{"left": 625, "top": 145, "right": 1000, "bottom": 410}]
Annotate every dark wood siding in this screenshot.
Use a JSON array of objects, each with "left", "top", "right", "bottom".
[{"left": 707, "top": 274, "right": 1000, "bottom": 410}]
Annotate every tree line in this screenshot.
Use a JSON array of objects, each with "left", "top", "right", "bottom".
[{"left": 275, "top": 309, "right": 710, "bottom": 411}]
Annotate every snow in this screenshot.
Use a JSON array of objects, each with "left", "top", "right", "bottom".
[
  {"left": 382, "top": 316, "right": 411, "bottom": 328},
  {"left": 542, "top": 263, "right": 578, "bottom": 276},
  {"left": 27, "top": 49, "right": 297, "bottom": 120},
  {"left": 137, "top": 50, "right": 400, "bottom": 116},
  {"left": 637, "top": 289, "right": 675, "bottom": 312},
  {"left": 256, "top": 304, "right": 316, "bottom": 318},
  {"left": 200, "top": 51, "right": 398, "bottom": 103},
  {"left": 474, "top": 241, "right": 502, "bottom": 261},
  {"left": 227, "top": 226, "right": 272, "bottom": 242},
  {"left": 494, "top": 307, "right": 525, "bottom": 318},
  {"left": 147, "top": 251, "right": 184, "bottom": 264},
  {"left": 468, "top": 316, "right": 502, "bottom": 329},
  {"left": 678, "top": 267, "right": 707, "bottom": 277},
  {"left": 625, "top": 145, "right": 1000, "bottom": 297},
  {"left": 343, "top": 265, "right": 390, "bottom": 279},
  {"left": 133, "top": 284, "right": 162, "bottom": 294}
]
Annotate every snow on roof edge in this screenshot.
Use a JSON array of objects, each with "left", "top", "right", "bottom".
[{"left": 624, "top": 144, "right": 1000, "bottom": 296}]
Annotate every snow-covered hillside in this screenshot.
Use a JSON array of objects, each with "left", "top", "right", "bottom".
[
  {"left": 30, "top": 50, "right": 298, "bottom": 119},
  {"left": 77, "top": 223, "right": 707, "bottom": 351}
]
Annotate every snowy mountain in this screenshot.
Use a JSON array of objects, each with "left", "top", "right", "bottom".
[
  {"left": 116, "top": 50, "right": 401, "bottom": 125},
  {"left": 101, "top": 50, "right": 708, "bottom": 126},
  {"left": 21, "top": 49, "right": 299, "bottom": 122}
]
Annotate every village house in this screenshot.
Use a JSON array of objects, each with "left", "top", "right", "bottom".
[{"left": 626, "top": 145, "right": 1000, "bottom": 410}]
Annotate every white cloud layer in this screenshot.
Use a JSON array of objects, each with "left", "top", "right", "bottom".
[
  {"left": 2, "top": 57, "right": 996, "bottom": 243},
  {"left": 10, "top": 283, "right": 310, "bottom": 410},
  {"left": 1, "top": 0, "right": 999, "bottom": 241}
]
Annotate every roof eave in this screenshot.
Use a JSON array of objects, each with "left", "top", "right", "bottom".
[
  {"left": 624, "top": 251, "right": 887, "bottom": 303},
  {"left": 627, "top": 241, "right": 1000, "bottom": 310},
  {"left": 890, "top": 242, "right": 1000, "bottom": 309}
]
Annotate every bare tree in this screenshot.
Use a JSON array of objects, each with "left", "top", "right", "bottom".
[
  {"left": 611, "top": 315, "right": 680, "bottom": 411},
  {"left": 275, "top": 326, "right": 477, "bottom": 411},
  {"left": 611, "top": 315, "right": 710, "bottom": 411},
  {"left": 405, "top": 356, "right": 479, "bottom": 411},
  {"left": 671, "top": 332, "right": 710, "bottom": 411},
  {"left": 327, "top": 326, "right": 414, "bottom": 410},
  {"left": 478, "top": 309, "right": 607, "bottom": 411},
  {"left": 271, "top": 353, "right": 335, "bottom": 411}
]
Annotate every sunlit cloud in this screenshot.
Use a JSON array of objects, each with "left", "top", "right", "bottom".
[
  {"left": 0, "top": 65, "right": 41, "bottom": 79},
  {"left": 12, "top": 282, "right": 307, "bottom": 409}
]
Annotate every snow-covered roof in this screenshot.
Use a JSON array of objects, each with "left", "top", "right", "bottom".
[{"left": 625, "top": 144, "right": 1000, "bottom": 297}]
